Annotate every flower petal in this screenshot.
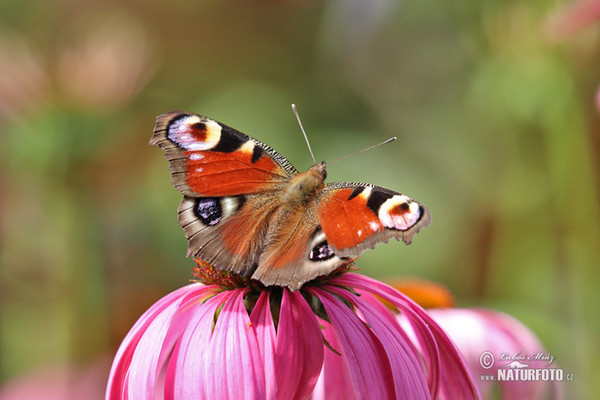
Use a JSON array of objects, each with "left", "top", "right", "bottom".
[
  {"left": 430, "top": 308, "right": 562, "bottom": 400},
  {"left": 358, "top": 287, "right": 441, "bottom": 396},
  {"left": 168, "top": 289, "right": 267, "bottom": 400},
  {"left": 167, "top": 291, "right": 231, "bottom": 399},
  {"left": 311, "top": 322, "right": 356, "bottom": 400},
  {"left": 326, "top": 286, "right": 430, "bottom": 399},
  {"left": 308, "top": 287, "right": 395, "bottom": 400},
  {"left": 332, "top": 274, "right": 479, "bottom": 400},
  {"left": 211, "top": 289, "right": 267, "bottom": 399},
  {"left": 275, "top": 289, "right": 324, "bottom": 400},
  {"left": 126, "top": 292, "right": 190, "bottom": 399},
  {"left": 249, "top": 291, "right": 277, "bottom": 399},
  {"left": 106, "top": 284, "right": 204, "bottom": 400}
]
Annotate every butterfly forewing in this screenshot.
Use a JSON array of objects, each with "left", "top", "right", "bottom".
[
  {"left": 319, "top": 183, "right": 430, "bottom": 256},
  {"left": 151, "top": 112, "right": 296, "bottom": 197}
]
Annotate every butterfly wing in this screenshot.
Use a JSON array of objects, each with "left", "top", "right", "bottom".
[
  {"left": 151, "top": 112, "right": 297, "bottom": 197},
  {"left": 250, "top": 182, "right": 430, "bottom": 290},
  {"left": 151, "top": 112, "right": 430, "bottom": 290},
  {"left": 251, "top": 204, "right": 348, "bottom": 290},
  {"left": 151, "top": 112, "right": 296, "bottom": 276},
  {"left": 318, "top": 183, "right": 431, "bottom": 256}
]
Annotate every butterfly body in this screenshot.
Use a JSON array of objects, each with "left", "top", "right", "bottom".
[
  {"left": 281, "top": 162, "right": 326, "bottom": 204},
  {"left": 151, "top": 112, "right": 430, "bottom": 290}
]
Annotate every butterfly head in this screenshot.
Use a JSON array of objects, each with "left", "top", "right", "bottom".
[
  {"left": 311, "top": 161, "right": 327, "bottom": 180},
  {"left": 284, "top": 161, "right": 327, "bottom": 205}
]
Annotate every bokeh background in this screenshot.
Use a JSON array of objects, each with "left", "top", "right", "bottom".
[{"left": 0, "top": 0, "right": 598, "bottom": 398}]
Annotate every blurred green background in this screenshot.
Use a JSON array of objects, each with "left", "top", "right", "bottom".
[{"left": 0, "top": 0, "right": 598, "bottom": 398}]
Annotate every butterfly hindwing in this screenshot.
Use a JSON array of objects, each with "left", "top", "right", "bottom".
[
  {"left": 176, "top": 191, "right": 345, "bottom": 289},
  {"left": 178, "top": 194, "right": 278, "bottom": 278},
  {"left": 252, "top": 207, "right": 347, "bottom": 289}
]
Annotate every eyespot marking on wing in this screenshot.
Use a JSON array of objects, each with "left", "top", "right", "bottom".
[
  {"left": 365, "top": 189, "right": 393, "bottom": 215},
  {"left": 310, "top": 241, "right": 335, "bottom": 261},
  {"left": 167, "top": 115, "right": 222, "bottom": 151},
  {"left": 194, "top": 198, "right": 222, "bottom": 226},
  {"left": 307, "top": 228, "right": 336, "bottom": 262},
  {"left": 378, "top": 195, "right": 422, "bottom": 231}
]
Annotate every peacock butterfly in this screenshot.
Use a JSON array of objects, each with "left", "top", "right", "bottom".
[{"left": 151, "top": 111, "right": 430, "bottom": 290}]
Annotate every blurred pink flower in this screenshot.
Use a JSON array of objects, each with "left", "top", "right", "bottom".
[
  {"left": 427, "top": 308, "right": 563, "bottom": 400},
  {"left": 0, "top": 358, "right": 109, "bottom": 400},
  {"left": 106, "top": 273, "right": 479, "bottom": 399},
  {"left": 0, "top": 34, "right": 49, "bottom": 120},
  {"left": 0, "top": 13, "right": 153, "bottom": 120},
  {"left": 545, "top": 0, "right": 600, "bottom": 39},
  {"left": 386, "top": 279, "right": 562, "bottom": 399},
  {"left": 57, "top": 15, "right": 154, "bottom": 109}
]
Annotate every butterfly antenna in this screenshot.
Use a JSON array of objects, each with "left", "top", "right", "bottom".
[
  {"left": 292, "top": 104, "right": 316, "bottom": 164},
  {"left": 325, "top": 137, "right": 397, "bottom": 167}
]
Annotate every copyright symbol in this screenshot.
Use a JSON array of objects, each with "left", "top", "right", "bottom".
[{"left": 480, "top": 351, "right": 494, "bottom": 369}]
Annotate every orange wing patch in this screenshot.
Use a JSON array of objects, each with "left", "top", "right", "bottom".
[
  {"left": 185, "top": 149, "right": 283, "bottom": 196},
  {"left": 318, "top": 188, "right": 382, "bottom": 250}
]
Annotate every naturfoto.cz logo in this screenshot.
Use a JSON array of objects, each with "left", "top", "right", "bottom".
[{"left": 478, "top": 351, "right": 574, "bottom": 382}]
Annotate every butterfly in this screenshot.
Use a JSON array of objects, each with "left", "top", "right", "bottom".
[{"left": 151, "top": 111, "right": 430, "bottom": 290}]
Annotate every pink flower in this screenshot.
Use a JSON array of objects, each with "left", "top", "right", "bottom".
[
  {"left": 0, "top": 359, "right": 109, "bottom": 400},
  {"left": 106, "top": 272, "right": 479, "bottom": 399},
  {"left": 386, "top": 280, "right": 562, "bottom": 399},
  {"left": 427, "top": 308, "right": 564, "bottom": 400},
  {"left": 545, "top": 0, "right": 600, "bottom": 39}
]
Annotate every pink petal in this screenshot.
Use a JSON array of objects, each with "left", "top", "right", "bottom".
[
  {"left": 167, "top": 291, "right": 232, "bottom": 399},
  {"left": 332, "top": 274, "right": 479, "bottom": 400},
  {"left": 431, "top": 308, "right": 563, "bottom": 400},
  {"left": 168, "top": 289, "right": 268, "bottom": 399},
  {"left": 275, "top": 289, "right": 324, "bottom": 400},
  {"left": 311, "top": 322, "right": 356, "bottom": 400},
  {"left": 308, "top": 287, "right": 395, "bottom": 400},
  {"left": 249, "top": 291, "right": 277, "bottom": 399},
  {"left": 358, "top": 291, "right": 424, "bottom": 368},
  {"left": 210, "top": 289, "right": 267, "bottom": 399},
  {"left": 358, "top": 288, "right": 440, "bottom": 396},
  {"left": 126, "top": 293, "right": 189, "bottom": 399},
  {"left": 106, "top": 284, "right": 205, "bottom": 400},
  {"left": 326, "top": 286, "right": 430, "bottom": 399},
  {"left": 129, "top": 285, "right": 218, "bottom": 400},
  {"left": 332, "top": 275, "right": 441, "bottom": 396}
]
